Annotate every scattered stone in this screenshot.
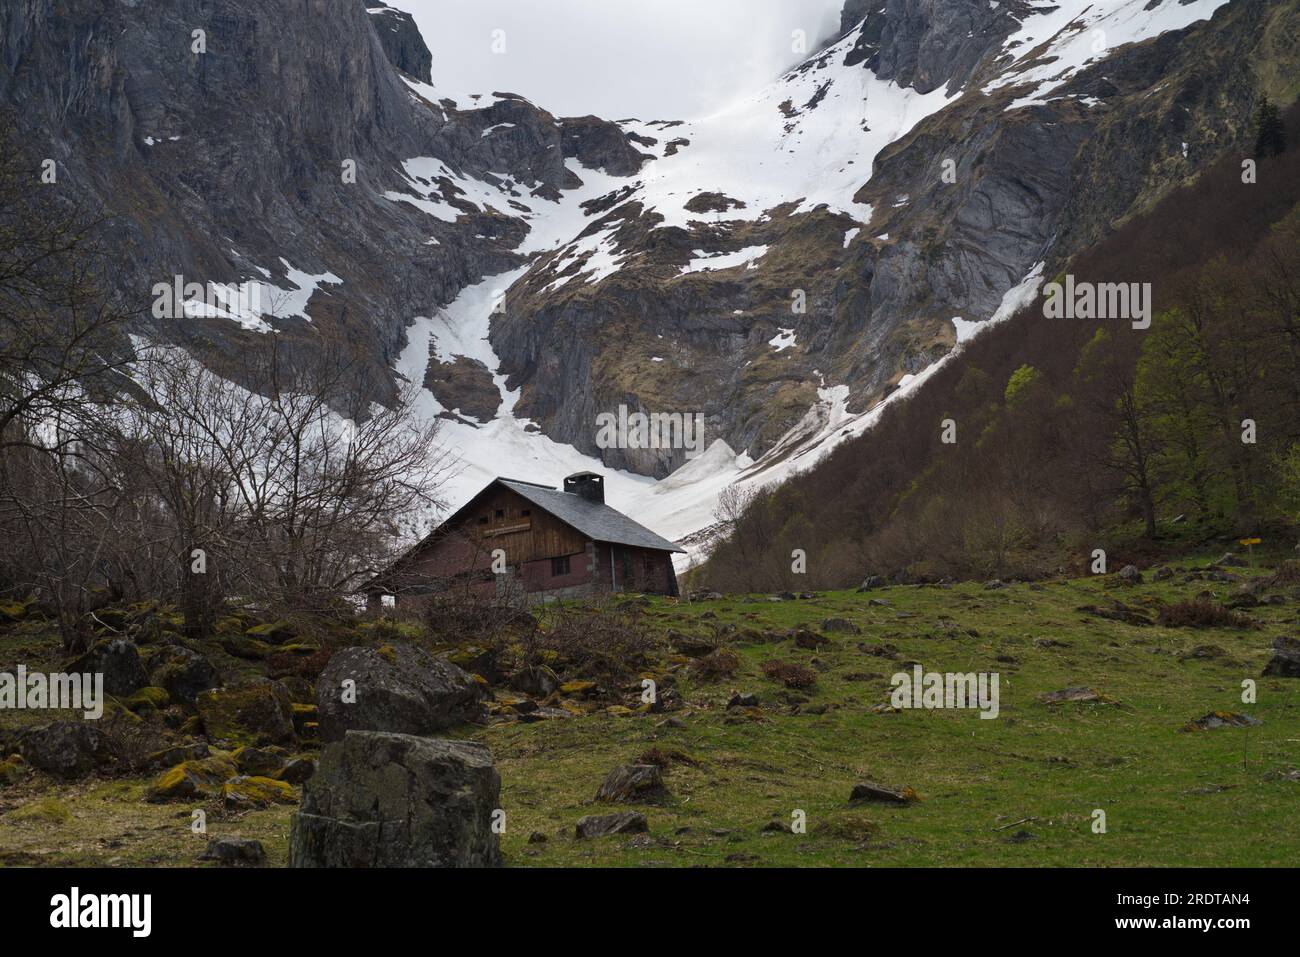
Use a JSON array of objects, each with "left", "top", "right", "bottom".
[
  {"left": 18, "top": 721, "right": 116, "bottom": 779},
  {"left": 147, "top": 645, "right": 221, "bottom": 705},
  {"left": 197, "top": 678, "right": 296, "bottom": 748},
  {"left": 1179, "top": 644, "right": 1227, "bottom": 661},
  {"left": 983, "top": 580, "right": 1006, "bottom": 590},
  {"left": 146, "top": 754, "right": 238, "bottom": 801},
  {"left": 245, "top": 619, "right": 297, "bottom": 644},
  {"left": 509, "top": 664, "right": 559, "bottom": 697},
  {"left": 1212, "top": 552, "right": 1247, "bottom": 568},
  {"left": 849, "top": 782, "right": 920, "bottom": 805},
  {"left": 1262, "top": 636, "right": 1300, "bottom": 678},
  {"left": 223, "top": 775, "right": 296, "bottom": 810},
  {"left": 143, "top": 743, "right": 210, "bottom": 772},
  {"left": 595, "top": 764, "right": 669, "bottom": 804},
  {"left": 792, "top": 629, "right": 828, "bottom": 649},
  {"left": 1117, "top": 565, "right": 1143, "bottom": 584},
  {"left": 1182, "top": 711, "right": 1261, "bottom": 732},
  {"left": 276, "top": 676, "right": 316, "bottom": 705},
  {"left": 1039, "top": 687, "right": 1113, "bottom": 704},
  {"left": 762, "top": 819, "right": 792, "bottom": 833},
  {"left": 575, "top": 811, "right": 648, "bottom": 839},
  {"left": 822, "top": 618, "right": 860, "bottom": 634},
  {"left": 199, "top": 837, "right": 265, "bottom": 866},
  {"left": 290, "top": 731, "right": 501, "bottom": 867},
  {"left": 727, "top": 692, "right": 759, "bottom": 709},
  {"left": 668, "top": 631, "right": 715, "bottom": 658},
  {"left": 275, "top": 757, "right": 317, "bottom": 785},
  {"left": 857, "top": 576, "right": 884, "bottom": 591},
  {"left": 316, "top": 644, "right": 483, "bottom": 743},
  {"left": 527, "top": 831, "right": 548, "bottom": 844},
  {"left": 1075, "top": 603, "right": 1152, "bottom": 626},
  {"left": 232, "top": 746, "right": 287, "bottom": 778},
  {"left": 67, "top": 639, "right": 147, "bottom": 696}
]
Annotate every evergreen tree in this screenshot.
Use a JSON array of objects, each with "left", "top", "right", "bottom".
[{"left": 1253, "top": 95, "right": 1287, "bottom": 158}]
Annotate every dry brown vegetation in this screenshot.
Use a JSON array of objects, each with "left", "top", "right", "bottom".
[{"left": 701, "top": 101, "right": 1300, "bottom": 591}]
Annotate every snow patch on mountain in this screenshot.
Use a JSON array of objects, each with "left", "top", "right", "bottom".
[{"left": 987, "top": 0, "right": 1231, "bottom": 107}]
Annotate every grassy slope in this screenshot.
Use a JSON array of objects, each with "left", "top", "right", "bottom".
[{"left": 1, "top": 556, "right": 1296, "bottom": 867}]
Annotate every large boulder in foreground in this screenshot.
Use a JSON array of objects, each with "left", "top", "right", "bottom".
[
  {"left": 316, "top": 645, "right": 484, "bottom": 743},
  {"left": 289, "top": 731, "right": 501, "bottom": 868}
]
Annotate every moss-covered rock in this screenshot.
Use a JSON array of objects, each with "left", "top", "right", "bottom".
[
  {"left": 290, "top": 702, "right": 318, "bottom": 738},
  {"left": 147, "top": 645, "right": 220, "bottom": 705},
  {"left": 245, "top": 619, "right": 297, "bottom": 644},
  {"left": 276, "top": 676, "right": 315, "bottom": 704},
  {"left": 0, "top": 597, "right": 37, "bottom": 623},
  {"left": 123, "top": 686, "right": 171, "bottom": 713},
  {"left": 66, "top": 638, "right": 147, "bottom": 696},
  {"left": 231, "top": 746, "right": 286, "bottom": 777},
  {"left": 221, "top": 774, "right": 296, "bottom": 810},
  {"left": 0, "top": 754, "right": 28, "bottom": 786},
  {"left": 195, "top": 680, "right": 296, "bottom": 748},
  {"left": 143, "top": 743, "right": 210, "bottom": 772},
  {"left": 220, "top": 635, "right": 276, "bottom": 660},
  {"left": 145, "top": 754, "right": 238, "bottom": 802}
]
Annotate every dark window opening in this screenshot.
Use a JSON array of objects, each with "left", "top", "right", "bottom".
[
  {"left": 551, "top": 555, "right": 571, "bottom": 577},
  {"left": 521, "top": 509, "right": 531, "bottom": 516},
  {"left": 477, "top": 516, "right": 488, "bottom": 525},
  {"left": 494, "top": 509, "right": 504, "bottom": 518}
]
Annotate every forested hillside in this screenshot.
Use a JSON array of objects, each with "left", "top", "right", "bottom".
[{"left": 701, "top": 101, "right": 1300, "bottom": 591}]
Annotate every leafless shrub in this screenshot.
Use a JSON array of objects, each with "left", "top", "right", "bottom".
[
  {"left": 1157, "top": 598, "right": 1254, "bottom": 629},
  {"left": 762, "top": 658, "right": 817, "bottom": 689}
]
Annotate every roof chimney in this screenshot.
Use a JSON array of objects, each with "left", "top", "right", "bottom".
[{"left": 564, "top": 471, "right": 604, "bottom": 504}]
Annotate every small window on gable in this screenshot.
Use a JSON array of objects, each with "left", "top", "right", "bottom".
[
  {"left": 495, "top": 509, "right": 504, "bottom": 519},
  {"left": 477, "top": 516, "right": 488, "bottom": 525},
  {"left": 521, "top": 509, "right": 531, "bottom": 516}
]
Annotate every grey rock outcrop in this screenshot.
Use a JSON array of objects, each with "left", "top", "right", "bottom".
[
  {"left": 364, "top": 2, "right": 433, "bottom": 83},
  {"left": 1263, "top": 636, "right": 1300, "bottom": 678},
  {"left": 289, "top": 731, "right": 502, "bottom": 867},
  {"left": 146, "top": 645, "right": 221, "bottom": 705},
  {"left": 67, "top": 639, "right": 147, "bottom": 697},
  {"left": 316, "top": 644, "right": 484, "bottom": 743},
  {"left": 18, "top": 721, "right": 117, "bottom": 778}
]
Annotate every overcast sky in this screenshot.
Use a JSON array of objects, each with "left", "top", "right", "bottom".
[{"left": 397, "top": 0, "right": 847, "bottom": 120}]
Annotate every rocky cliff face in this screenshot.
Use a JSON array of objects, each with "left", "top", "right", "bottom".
[
  {"left": 0, "top": 0, "right": 646, "bottom": 409},
  {"left": 364, "top": 1, "right": 433, "bottom": 83},
  {"left": 488, "top": 0, "right": 1288, "bottom": 477},
  {"left": 3, "top": 0, "right": 1294, "bottom": 492}
]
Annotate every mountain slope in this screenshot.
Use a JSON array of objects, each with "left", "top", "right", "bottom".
[{"left": 3, "top": 0, "right": 1294, "bottom": 568}]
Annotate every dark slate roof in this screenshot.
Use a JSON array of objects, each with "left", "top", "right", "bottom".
[{"left": 498, "top": 479, "right": 685, "bottom": 553}]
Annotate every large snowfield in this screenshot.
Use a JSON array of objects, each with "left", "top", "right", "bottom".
[{"left": 201, "top": 1, "right": 1235, "bottom": 569}]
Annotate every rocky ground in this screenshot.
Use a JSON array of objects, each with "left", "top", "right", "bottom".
[{"left": 1, "top": 553, "right": 1297, "bottom": 867}]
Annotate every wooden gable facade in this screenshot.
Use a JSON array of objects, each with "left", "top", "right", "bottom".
[{"left": 370, "top": 478, "right": 681, "bottom": 604}]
